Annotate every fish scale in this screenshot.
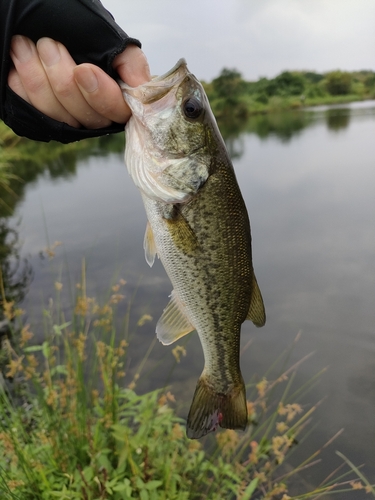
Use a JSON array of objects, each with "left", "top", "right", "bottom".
[{"left": 121, "top": 59, "right": 266, "bottom": 438}]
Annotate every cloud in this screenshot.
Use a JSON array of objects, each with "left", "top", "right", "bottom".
[{"left": 103, "top": 0, "right": 375, "bottom": 80}]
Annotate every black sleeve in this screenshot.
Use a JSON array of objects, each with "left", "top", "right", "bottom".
[{"left": 0, "top": 0, "right": 141, "bottom": 143}]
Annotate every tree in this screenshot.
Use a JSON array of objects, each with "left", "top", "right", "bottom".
[
  {"left": 211, "top": 69, "right": 246, "bottom": 102},
  {"left": 325, "top": 71, "right": 352, "bottom": 95}
]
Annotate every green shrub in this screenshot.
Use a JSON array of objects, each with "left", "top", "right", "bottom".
[{"left": 325, "top": 71, "right": 352, "bottom": 95}]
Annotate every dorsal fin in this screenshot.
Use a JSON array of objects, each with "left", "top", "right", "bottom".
[
  {"left": 246, "top": 273, "right": 266, "bottom": 327},
  {"left": 156, "top": 291, "right": 195, "bottom": 345}
]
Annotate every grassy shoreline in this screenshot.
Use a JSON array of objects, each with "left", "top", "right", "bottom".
[
  {"left": 1, "top": 270, "right": 374, "bottom": 499},
  {"left": 203, "top": 68, "right": 375, "bottom": 121}
]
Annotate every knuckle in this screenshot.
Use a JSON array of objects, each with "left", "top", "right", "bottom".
[
  {"left": 52, "top": 77, "right": 75, "bottom": 99},
  {"left": 25, "top": 73, "right": 50, "bottom": 95}
]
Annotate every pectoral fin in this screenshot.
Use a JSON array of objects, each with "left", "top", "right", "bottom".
[
  {"left": 156, "top": 291, "right": 195, "bottom": 345},
  {"left": 246, "top": 273, "right": 266, "bottom": 327},
  {"left": 164, "top": 207, "right": 198, "bottom": 255},
  {"left": 143, "top": 222, "right": 157, "bottom": 267}
]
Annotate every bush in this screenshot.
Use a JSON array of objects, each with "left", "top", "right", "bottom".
[
  {"left": 325, "top": 71, "right": 352, "bottom": 95},
  {"left": 304, "top": 84, "right": 327, "bottom": 99},
  {"left": 211, "top": 69, "right": 247, "bottom": 103}
]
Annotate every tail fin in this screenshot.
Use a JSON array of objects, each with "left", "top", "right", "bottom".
[{"left": 186, "top": 376, "right": 247, "bottom": 439}]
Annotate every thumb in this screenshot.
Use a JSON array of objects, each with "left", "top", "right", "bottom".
[{"left": 113, "top": 45, "right": 151, "bottom": 87}]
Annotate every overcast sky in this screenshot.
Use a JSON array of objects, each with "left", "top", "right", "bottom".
[{"left": 103, "top": 0, "right": 375, "bottom": 82}]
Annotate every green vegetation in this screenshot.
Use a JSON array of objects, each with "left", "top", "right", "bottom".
[
  {"left": 203, "top": 68, "right": 375, "bottom": 127},
  {"left": 0, "top": 264, "right": 374, "bottom": 499}
]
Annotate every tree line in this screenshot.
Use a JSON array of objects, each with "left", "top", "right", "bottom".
[{"left": 203, "top": 68, "right": 375, "bottom": 121}]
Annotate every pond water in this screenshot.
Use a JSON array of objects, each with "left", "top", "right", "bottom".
[{"left": 4, "top": 100, "right": 375, "bottom": 489}]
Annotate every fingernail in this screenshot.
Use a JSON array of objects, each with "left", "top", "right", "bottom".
[
  {"left": 38, "top": 38, "right": 61, "bottom": 67},
  {"left": 11, "top": 35, "right": 33, "bottom": 63},
  {"left": 74, "top": 66, "right": 99, "bottom": 93}
]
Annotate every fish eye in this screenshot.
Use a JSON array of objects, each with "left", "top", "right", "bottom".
[{"left": 183, "top": 97, "right": 203, "bottom": 120}]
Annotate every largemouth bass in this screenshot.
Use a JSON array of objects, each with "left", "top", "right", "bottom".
[{"left": 121, "top": 59, "right": 265, "bottom": 439}]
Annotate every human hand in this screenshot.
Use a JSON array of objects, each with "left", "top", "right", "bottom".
[{"left": 8, "top": 35, "right": 151, "bottom": 129}]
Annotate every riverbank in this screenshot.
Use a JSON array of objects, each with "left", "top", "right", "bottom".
[{"left": 203, "top": 68, "right": 375, "bottom": 122}]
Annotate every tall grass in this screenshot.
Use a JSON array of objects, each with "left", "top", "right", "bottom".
[{"left": 0, "top": 264, "right": 374, "bottom": 499}]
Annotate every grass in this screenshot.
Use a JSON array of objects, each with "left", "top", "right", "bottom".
[{"left": 0, "top": 261, "right": 374, "bottom": 499}]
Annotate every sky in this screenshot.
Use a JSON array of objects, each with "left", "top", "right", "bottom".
[{"left": 103, "top": 0, "right": 375, "bottom": 82}]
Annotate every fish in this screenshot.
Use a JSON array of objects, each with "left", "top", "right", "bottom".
[{"left": 121, "top": 59, "right": 266, "bottom": 439}]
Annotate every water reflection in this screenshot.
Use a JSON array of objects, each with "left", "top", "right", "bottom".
[
  {"left": 325, "top": 108, "right": 351, "bottom": 131},
  {"left": 246, "top": 110, "right": 314, "bottom": 142},
  {"left": 0, "top": 133, "right": 125, "bottom": 217}
]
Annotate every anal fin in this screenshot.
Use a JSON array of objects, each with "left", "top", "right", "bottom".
[
  {"left": 156, "top": 291, "right": 195, "bottom": 345},
  {"left": 247, "top": 273, "right": 266, "bottom": 327}
]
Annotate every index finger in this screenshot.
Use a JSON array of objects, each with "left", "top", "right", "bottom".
[
  {"left": 113, "top": 45, "right": 151, "bottom": 87},
  {"left": 73, "top": 64, "right": 132, "bottom": 124}
]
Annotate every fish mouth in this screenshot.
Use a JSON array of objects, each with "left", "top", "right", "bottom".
[
  {"left": 120, "top": 59, "right": 194, "bottom": 105},
  {"left": 151, "top": 58, "right": 188, "bottom": 82}
]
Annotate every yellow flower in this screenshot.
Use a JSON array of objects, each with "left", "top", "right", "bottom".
[
  {"left": 137, "top": 314, "right": 153, "bottom": 326},
  {"left": 75, "top": 296, "right": 89, "bottom": 316},
  {"left": 44, "top": 241, "right": 62, "bottom": 259},
  {"left": 128, "top": 373, "right": 139, "bottom": 390},
  {"left": 256, "top": 378, "right": 268, "bottom": 398},
  {"left": 276, "top": 421, "right": 289, "bottom": 433},
  {"left": 3, "top": 300, "right": 14, "bottom": 320},
  {"left": 7, "top": 480, "right": 25, "bottom": 491},
  {"left": 96, "top": 341, "right": 106, "bottom": 359},
  {"left": 20, "top": 324, "right": 33, "bottom": 347},
  {"left": 269, "top": 483, "right": 287, "bottom": 496},
  {"left": 254, "top": 471, "right": 266, "bottom": 483},
  {"left": 247, "top": 401, "right": 255, "bottom": 416},
  {"left": 110, "top": 293, "right": 125, "bottom": 304},
  {"left": 248, "top": 440, "right": 259, "bottom": 464},
  {"left": 188, "top": 440, "right": 201, "bottom": 452},
  {"left": 74, "top": 333, "right": 87, "bottom": 361},
  {"left": 278, "top": 403, "right": 303, "bottom": 422},
  {"left": 172, "top": 345, "right": 187, "bottom": 363},
  {"left": 6, "top": 356, "right": 24, "bottom": 378},
  {"left": 171, "top": 423, "right": 184, "bottom": 440},
  {"left": 350, "top": 481, "right": 364, "bottom": 490},
  {"left": 24, "top": 354, "right": 38, "bottom": 379},
  {"left": 158, "top": 391, "right": 175, "bottom": 406},
  {"left": 216, "top": 429, "right": 239, "bottom": 456}
]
